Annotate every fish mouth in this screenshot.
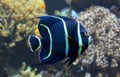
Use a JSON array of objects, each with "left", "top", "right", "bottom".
[{"left": 88, "top": 36, "right": 93, "bottom": 44}]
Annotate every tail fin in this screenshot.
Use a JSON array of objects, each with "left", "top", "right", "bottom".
[{"left": 28, "top": 35, "right": 41, "bottom": 52}]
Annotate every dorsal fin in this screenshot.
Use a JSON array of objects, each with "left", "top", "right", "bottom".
[
  {"left": 37, "top": 15, "right": 64, "bottom": 37},
  {"left": 37, "top": 15, "right": 74, "bottom": 28},
  {"left": 38, "top": 15, "right": 61, "bottom": 28}
]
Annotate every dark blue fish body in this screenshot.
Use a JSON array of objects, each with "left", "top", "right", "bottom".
[{"left": 28, "top": 15, "right": 92, "bottom": 65}]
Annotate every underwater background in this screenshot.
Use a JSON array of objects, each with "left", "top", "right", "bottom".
[{"left": 0, "top": 0, "right": 120, "bottom": 77}]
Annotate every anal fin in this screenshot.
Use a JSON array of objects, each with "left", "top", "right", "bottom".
[
  {"left": 39, "top": 46, "right": 64, "bottom": 64},
  {"left": 63, "top": 55, "right": 78, "bottom": 66}
]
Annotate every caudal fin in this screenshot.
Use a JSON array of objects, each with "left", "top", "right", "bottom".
[{"left": 28, "top": 35, "right": 41, "bottom": 52}]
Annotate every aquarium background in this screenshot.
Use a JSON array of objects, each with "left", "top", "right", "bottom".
[{"left": 0, "top": 0, "right": 120, "bottom": 77}]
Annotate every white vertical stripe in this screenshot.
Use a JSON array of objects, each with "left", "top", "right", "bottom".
[
  {"left": 51, "top": 16, "right": 69, "bottom": 57},
  {"left": 77, "top": 21, "right": 83, "bottom": 55},
  {"left": 40, "top": 24, "right": 52, "bottom": 60},
  {"left": 28, "top": 35, "right": 41, "bottom": 52}
]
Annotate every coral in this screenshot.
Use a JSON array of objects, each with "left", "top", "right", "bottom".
[
  {"left": 17, "top": 62, "right": 42, "bottom": 77},
  {"left": 75, "top": 6, "right": 120, "bottom": 68},
  {"left": 0, "top": 0, "right": 46, "bottom": 48},
  {"left": 84, "top": 72, "right": 91, "bottom": 77},
  {"left": 15, "top": 63, "right": 64, "bottom": 77},
  {"left": 68, "top": 0, "right": 120, "bottom": 10},
  {"left": 96, "top": 73, "right": 102, "bottom": 77},
  {"left": 65, "top": 0, "right": 120, "bottom": 17},
  {"left": 116, "top": 72, "right": 120, "bottom": 77}
]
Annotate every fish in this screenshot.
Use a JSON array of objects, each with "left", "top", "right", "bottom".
[{"left": 28, "top": 15, "right": 92, "bottom": 65}]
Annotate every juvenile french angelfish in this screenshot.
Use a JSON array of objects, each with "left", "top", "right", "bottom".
[{"left": 28, "top": 15, "right": 92, "bottom": 65}]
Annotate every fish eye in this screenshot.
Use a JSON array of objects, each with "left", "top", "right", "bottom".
[{"left": 81, "top": 32, "right": 87, "bottom": 36}]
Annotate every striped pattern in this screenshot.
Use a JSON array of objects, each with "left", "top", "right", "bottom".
[
  {"left": 77, "top": 21, "right": 83, "bottom": 55},
  {"left": 51, "top": 16, "right": 69, "bottom": 57},
  {"left": 28, "top": 35, "right": 41, "bottom": 52},
  {"left": 39, "top": 16, "right": 69, "bottom": 60},
  {"left": 40, "top": 24, "right": 53, "bottom": 60}
]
